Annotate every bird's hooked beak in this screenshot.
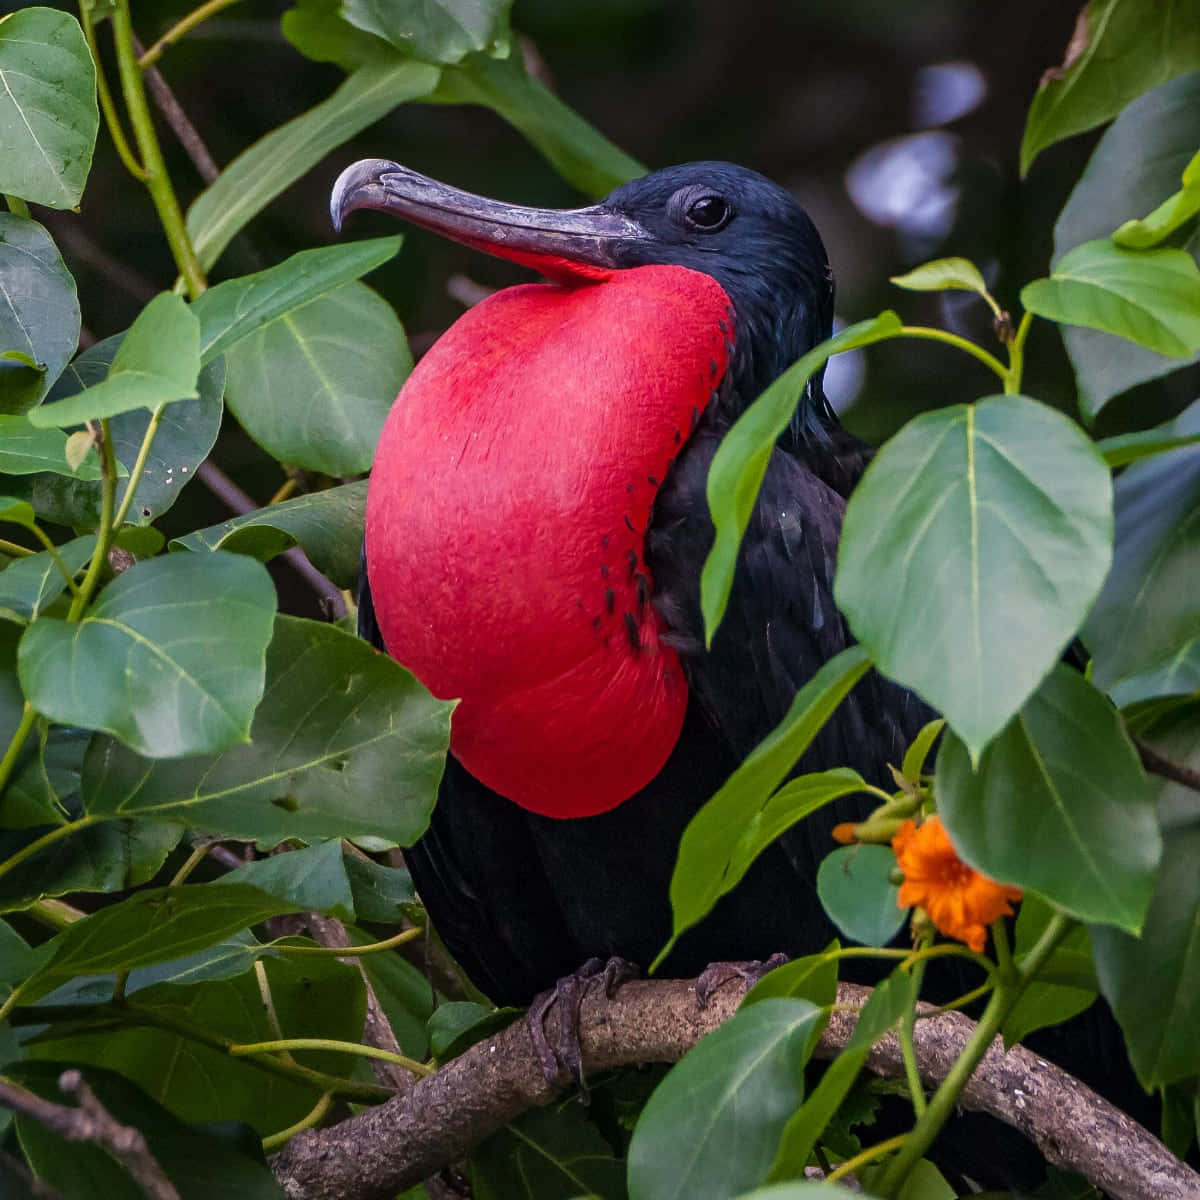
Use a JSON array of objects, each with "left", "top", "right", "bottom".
[{"left": 331, "top": 159, "right": 652, "bottom": 283}]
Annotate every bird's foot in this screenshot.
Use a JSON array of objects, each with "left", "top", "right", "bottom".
[
  {"left": 695, "top": 953, "right": 789, "bottom": 1009},
  {"left": 527, "top": 955, "right": 639, "bottom": 1100}
]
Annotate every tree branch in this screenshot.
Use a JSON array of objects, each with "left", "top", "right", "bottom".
[
  {"left": 269, "top": 977, "right": 1198, "bottom": 1200},
  {"left": 1134, "top": 735, "right": 1200, "bottom": 795},
  {"left": 0, "top": 1070, "right": 180, "bottom": 1200}
]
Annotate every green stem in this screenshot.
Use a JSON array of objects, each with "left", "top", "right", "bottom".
[
  {"left": 874, "top": 914, "right": 1074, "bottom": 1196},
  {"left": 1004, "top": 310, "right": 1034, "bottom": 395},
  {"left": 825, "top": 1133, "right": 908, "bottom": 1183},
  {"left": 0, "top": 705, "right": 37, "bottom": 796},
  {"left": 270, "top": 925, "right": 424, "bottom": 957},
  {"left": 9, "top": 1001, "right": 393, "bottom": 1102},
  {"left": 27, "top": 525, "right": 83, "bottom": 597},
  {"left": 169, "top": 843, "right": 211, "bottom": 888},
  {"left": 67, "top": 420, "right": 118, "bottom": 622},
  {"left": 110, "top": 0, "right": 207, "bottom": 297},
  {"left": 901, "top": 939, "right": 931, "bottom": 1118},
  {"left": 78, "top": 6, "right": 147, "bottom": 182},
  {"left": 3, "top": 195, "right": 30, "bottom": 219},
  {"left": 138, "top": 0, "right": 247, "bottom": 67},
  {"left": 261, "top": 1091, "right": 333, "bottom": 1153},
  {"left": 898, "top": 326, "right": 1009, "bottom": 384},
  {"left": 229, "top": 1037, "right": 432, "bottom": 1078},
  {"left": 29, "top": 898, "right": 87, "bottom": 929},
  {"left": 110, "top": 405, "right": 166, "bottom": 531},
  {"left": 0, "top": 538, "right": 35, "bottom": 558},
  {"left": 0, "top": 815, "right": 101, "bottom": 884}
]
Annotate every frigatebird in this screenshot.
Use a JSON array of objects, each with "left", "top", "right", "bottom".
[{"left": 331, "top": 159, "right": 929, "bottom": 1007}]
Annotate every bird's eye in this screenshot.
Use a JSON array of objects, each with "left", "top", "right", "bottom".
[{"left": 685, "top": 195, "right": 731, "bottom": 231}]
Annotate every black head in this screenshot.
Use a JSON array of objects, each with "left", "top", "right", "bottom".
[{"left": 332, "top": 159, "right": 838, "bottom": 447}]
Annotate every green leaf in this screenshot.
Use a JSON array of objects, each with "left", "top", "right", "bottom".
[
  {"left": 767, "top": 972, "right": 908, "bottom": 1181},
  {"left": 428, "top": 1002, "right": 521, "bottom": 1062},
  {"left": 1021, "top": 239, "right": 1200, "bottom": 359},
  {"left": 837, "top": 394, "right": 1113, "bottom": 761},
  {"left": 0, "top": 725, "right": 92, "bottom": 830},
  {"left": 627, "top": 998, "right": 822, "bottom": 1200},
  {"left": 223, "top": 282, "right": 410, "bottom": 476},
  {"left": 901, "top": 717, "right": 944, "bottom": 782},
  {"left": 1110, "top": 639, "right": 1200, "bottom": 708},
  {"left": 471, "top": 1100, "right": 625, "bottom": 1200},
  {"left": 0, "top": 350, "right": 46, "bottom": 415},
  {"left": 1019, "top": 1, "right": 1200, "bottom": 175},
  {"left": 1003, "top": 895, "right": 1096, "bottom": 1047},
  {"left": 816, "top": 845, "right": 905, "bottom": 948},
  {"left": 658, "top": 646, "right": 872, "bottom": 967},
  {"left": 0, "top": 214, "right": 80, "bottom": 405},
  {"left": 735, "top": 1186, "right": 874, "bottom": 1200},
  {"left": 282, "top": 0, "right": 397, "bottom": 70},
  {"left": 342, "top": 0, "right": 510, "bottom": 64},
  {"left": 192, "top": 238, "right": 402, "bottom": 363},
  {"left": 0, "top": 415, "right": 102, "bottom": 479},
  {"left": 0, "top": 533, "right": 95, "bottom": 623},
  {"left": 742, "top": 945, "right": 839, "bottom": 1009},
  {"left": 1114, "top": 150, "right": 1200, "bottom": 248},
  {"left": 430, "top": 52, "right": 644, "bottom": 197},
  {"left": 343, "top": 853, "right": 415, "bottom": 922},
  {"left": 935, "top": 666, "right": 1160, "bottom": 932},
  {"left": 11, "top": 1062, "right": 283, "bottom": 1200},
  {"left": 25, "top": 337, "right": 224, "bottom": 528},
  {"left": 1085, "top": 410, "right": 1200, "bottom": 690},
  {"left": 82, "top": 615, "right": 453, "bottom": 845},
  {"left": 0, "top": 919, "right": 54, "bottom": 991},
  {"left": 1097, "top": 403, "right": 1200, "bottom": 467},
  {"left": 702, "top": 313, "right": 902, "bottom": 639},
  {"left": 20, "top": 882, "right": 303, "bottom": 1002},
  {"left": 1090, "top": 823, "right": 1200, "bottom": 1087},
  {"left": 1052, "top": 72, "right": 1200, "bottom": 418},
  {"left": 29, "top": 953, "right": 366, "bottom": 1135},
  {"left": 0, "top": 9, "right": 98, "bottom": 208},
  {"left": 19, "top": 552, "right": 276, "bottom": 757},
  {"left": 216, "top": 840, "right": 355, "bottom": 920},
  {"left": 186, "top": 60, "right": 441, "bottom": 271},
  {"left": 170, "top": 480, "right": 367, "bottom": 590},
  {"left": 29, "top": 293, "right": 201, "bottom": 427},
  {"left": 0, "top": 817, "right": 182, "bottom": 912},
  {"left": 862, "top": 1159, "right": 954, "bottom": 1200},
  {"left": 889, "top": 257, "right": 992, "bottom": 300}
]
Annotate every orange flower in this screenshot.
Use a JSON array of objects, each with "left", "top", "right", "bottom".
[{"left": 892, "top": 816, "right": 1022, "bottom": 953}]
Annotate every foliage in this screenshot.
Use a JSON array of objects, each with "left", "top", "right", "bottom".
[{"left": 0, "top": 0, "right": 1197, "bottom": 1198}]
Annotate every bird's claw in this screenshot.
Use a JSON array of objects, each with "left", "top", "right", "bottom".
[
  {"left": 695, "top": 953, "right": 789, "bottom": 1008},
  {"left": 526, "top": 955, "right": 639, "bottom": 1100}
]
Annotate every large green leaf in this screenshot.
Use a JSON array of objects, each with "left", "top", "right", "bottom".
[
  {"left": 816, "top": 845, "right": 906, "bottom": 948},
  {"left": 430, "top": 52, "right": 644, "bottom": 198},
  {"left": 1051, "top": 72, "right": 1200, "bottom": 417},
  {"left": 0, "top": 725, "right": 92, "bottom": 830},
  {"left": 282, "top": 0, "right": 397, "bottom": 69},
  {"left": 702, "top": 312, "right": 902, "bottom": 639},
  {"left": 216, "top": 840, "right": 355, "bottom": 920},
  {"left": 82, "top": 615, "right": 453, "bottom": 845},
  {"left": 170, "top": 480, "right": 367, "bottom": 590},
  {"left": 767, "top": 972, "right": 908, "bottom": 1181},
  {"left": 186, "top": 61, "right": 441, "bottom": 271},
  {"left": 0, "top": 416, "right": 101, "bottom": 479},
  {"left": 837, "top": 394, "right": 1113, "bottom": 761},
  {"left": 0, "top": 215, "right": 80, "bottom": 407},
  {"left": 25, "top": 336, "right": 225, "bottom": 529},
  {"left": 935, "top": 666, "right": 1160, "bottom": 932},
  {"left": 12, "top": 1062, "right": 283, "bottom": 1200},
  {"left": 1090, "top": 824, "right": 1200, "bottom": 1088},
  {"left": 20, "top": 882, "right": 303, "bottom": 1002},
  {"left": 0, "top": 816, "right": 181, "bottom": 912},
  {"left": 1097, "top": 398, "right": 1200, "bottom": 467},
  {"left": 29, "top": 294, "right": 201, "bottom": 428},
  {"left": 627, "top": 999, "right": 822, "bottom": 1200},
  {"left": 28, "top": 952, "right": 366, "bottom": 1136},
  {"left": 1085, "top": 410, "right": 1200, "bottom": 690},
  {"left": 0, "top": 9, "right": 98, "bottom": 208},
  {"left": 471, "top": 1101, "right": 626, "bottom": 1200},
  {"left": 658, "top": 646, "right": 872, "bottom": 966},
  {"left": 1020, "top": 1, "right": 1200, "bottom": 175},
  {"left": 0, "top": 534, "right": 94, "bottom": 623},
  {"left": 19, "top": 552, "right": 276, "bottom": 757},
  {"left": 192, "top": 238, "right": 402, "bottom": 363},
  {"left": 342, "top": 0, "right": 510, "bottom": 64},
  {"left": 223, "top": 282, "right": 409, "bottom": 476},
  {"left": 1021, "top": 239, "right": 1200, "bottom": 359}
]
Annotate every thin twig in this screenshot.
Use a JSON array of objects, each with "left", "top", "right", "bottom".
[
  {"left": 1134, "top": 735, "right": 1200, "bottom": 795},
  {"left": 195, "top": 461, "right": 347, "bottom": 620},
  {"left": 0, "top": 1071, "right": 180, "bottom": 1200},
  {"left": 132, "top": 36, "right": 220, "bottom": 185}
]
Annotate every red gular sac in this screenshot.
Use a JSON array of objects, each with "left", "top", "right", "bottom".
[{"left": 365, "top": 265, "right": 733, "bottom": 817}]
